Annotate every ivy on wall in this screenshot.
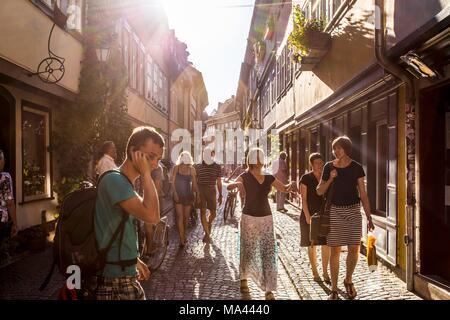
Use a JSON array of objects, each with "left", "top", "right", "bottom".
[{"left": 52, "top": 6, "right": 132, "bottom": 204}]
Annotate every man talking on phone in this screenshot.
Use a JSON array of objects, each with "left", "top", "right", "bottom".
[{"left": 94, "top": 126, "right": 164, "bottom": 300}]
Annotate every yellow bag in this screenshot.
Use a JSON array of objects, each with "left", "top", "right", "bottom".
[{"left": 367, "top": 232, "right": 377, "bottom": 272}]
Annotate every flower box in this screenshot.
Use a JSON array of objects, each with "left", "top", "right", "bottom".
[{"left": 297, "top": 30, "right": 331, "bottom": 70}]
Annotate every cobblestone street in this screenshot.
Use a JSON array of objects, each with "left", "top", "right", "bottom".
[{"left": 0, "top": 191, "right": 421, "bottom": 300}]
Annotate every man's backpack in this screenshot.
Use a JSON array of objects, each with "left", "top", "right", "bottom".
[{"left": 39, "top": 170, "right": 136, "bottom": 297}]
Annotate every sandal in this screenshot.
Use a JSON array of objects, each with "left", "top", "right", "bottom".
[
  {"left": 265, "top": 292, "right": 275, "bottom": 300},
  {"left": 343, "top": 280, "right": 357, "bottom": 299},
  {"left": 322, "top": 274, "right": 331, "bottom": 284},
  {"left": 240, "top": 280, "right": 249, "bottom": 293},
  {"left": 328, "top": 291, "right": 339, "bottom": 300}
]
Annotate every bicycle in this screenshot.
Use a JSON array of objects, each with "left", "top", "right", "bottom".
[{"left": 223, "top": 189, "right": 238, "bottom": 223}]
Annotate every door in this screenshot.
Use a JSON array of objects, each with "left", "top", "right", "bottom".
[
  {"left": 419, "top": 82, "right": 450, "bottom": 286},
  {"left": 0, "top": 86, "right": 16, "bottom": 197}
]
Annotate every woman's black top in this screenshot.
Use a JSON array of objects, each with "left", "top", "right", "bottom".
[
  {"left": 299, "top": 172, "right": 323, "bottom": 215},
  {"left": 239, "top": 171, "right": 275, "bottom": 217},
  {"left": 321, "top": 160, "right": 365, "bottom": 206}
]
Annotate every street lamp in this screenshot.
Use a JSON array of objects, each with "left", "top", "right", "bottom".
[{"left": 96, "top": 45, "right": 111, "bottom": 63}]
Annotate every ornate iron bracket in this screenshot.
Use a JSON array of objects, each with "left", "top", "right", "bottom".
[{"left": 28, "top": 4, "right": 67, "bottom": 84}]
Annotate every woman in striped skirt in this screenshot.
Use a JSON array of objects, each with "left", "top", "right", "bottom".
[{"left": 317, "top": 136, "right": 375, "bottom": 300}]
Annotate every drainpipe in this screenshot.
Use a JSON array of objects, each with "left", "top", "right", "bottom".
[
  {"left": 168, "top": 83, "right": 171, "bottom": 161},
  {"left": 374, "top": 0, "right": 416, "bottom": 292}
]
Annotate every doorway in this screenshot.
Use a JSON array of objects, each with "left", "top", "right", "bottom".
[
  {"left": 0, "top": 86, "right": 16, "bottom": 199},
  {"left": 419, "top": 82, "right": 450, "bottom": 287}
]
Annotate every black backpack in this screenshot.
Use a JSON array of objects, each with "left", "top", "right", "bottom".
[{"left": 40, "top": 170, "right": 137, "bottom": 295}]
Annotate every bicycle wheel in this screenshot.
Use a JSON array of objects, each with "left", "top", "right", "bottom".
[
  {"left": 145, "top": 222, "right": 169, "bottom": 271},
  {"left": 223, "top": 197, "right": 230, "bottom": 223}
]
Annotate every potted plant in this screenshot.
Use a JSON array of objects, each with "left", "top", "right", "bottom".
[
  {"left": 264, "top": 15, "right": 275, "bottom": 40},
  {"left": 288, "top": 5, "right": 331, "bottom": 69}
]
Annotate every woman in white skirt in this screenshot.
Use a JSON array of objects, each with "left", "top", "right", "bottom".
[
  {"left": 317, "top": 136, "right": 375, "bottom": 300},
  {"left": 227, "top": 148, "right": 292, "bottom": 300}
]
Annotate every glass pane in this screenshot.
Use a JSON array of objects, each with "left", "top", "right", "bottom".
[{"left": 22, "top": 110, "right": 47, "bottom": 198}]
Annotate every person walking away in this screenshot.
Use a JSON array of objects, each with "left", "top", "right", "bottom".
[
  {"left": 227, "top": 148, "right": 292, "bottom": 300},
  {"left": 95, "top": 141, "right": 118, "bottom": 177},
  {"left": 317, "top": 136, "right": 375, "bottom": 300},
  {"left": 172, "top": 151, "right": 198, "bottom": 247},
  {"left": 94, "top": 127, "right": 164, "bottom": 300},
  {"left": 272, "top": 152, "right": 289, "bottom": 212},
  {"left": 195, "top": 148, "right": 223, "bottom": 243},
  {"left": 0, "top": 149, "right": 18, "bottom": 243},
  {"left": 299, "top": 153, "right": 331, "bottom": 283}
]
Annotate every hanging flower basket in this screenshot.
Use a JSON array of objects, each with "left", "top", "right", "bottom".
[
  {"left": 288, "top": 5, "right": 331, "bottom": 70},
  {"left": 297, "top": 29, "right": 331, "bottom": 70}
]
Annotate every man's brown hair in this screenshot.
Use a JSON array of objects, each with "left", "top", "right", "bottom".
[{"left": 126, "top": 126, "right": 165, "bottom": 159}]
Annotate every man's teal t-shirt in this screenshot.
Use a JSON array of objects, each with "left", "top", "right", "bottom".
[{"left": 94, "top": 171, "right": 138, "bottom": 277}]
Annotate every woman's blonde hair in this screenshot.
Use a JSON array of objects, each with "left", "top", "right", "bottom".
[
  {"left": 176, "top": 151, "right": 194, "bottom": 165},
  {"left": 246, "top": 148, "right": 265, "bottom": 170}
]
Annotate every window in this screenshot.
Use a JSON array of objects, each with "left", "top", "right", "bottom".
[
  {"left": 262, "top": 83, "right": 270, "bottom": 116},
  {"left": 190, "top": 110, "right": 196, "bottom": 131},
  {"left": 65, "top": 0, "right": 83, "bottom": 33},
  {"left": 333, "top": 0, "right": 343, "bottom": 15},
  {"left": 130, "top": 39, "right": 138, "bottom": 89},
  {"left": 39, "top": 0, "right": 53, "bottom": 8},
  {"left": 276, "top": 57, "right": 281, "bottom": 99},
  {"left": 34, "top": 1, "right": 83, "bottom": 33},
  {"left": 280, "top": 47, "right": 286, "bottom": 93},
  {"left": 286, "top": 47, "right": 292, "bottom": 87},
  {"left": 153, "top": 65, "right": 158, "bottom": 101},
  {"left": 22, "top": 105, "right": 51, "bottom": 202},
  {"left": 146, "top": 55, "right": 153, "bottom": 100},
  {"left": 270, "top": 69, "right": 276, "bottom": 107},
  {"left": 376, "top": 121, "right": 388, "bottom": 213},
  {"left": 138, "top": 47, "right": 145, "bottom": 96},
  {"left": 163, "top": 77, "right": 169, "bottom": 113},
  {"left": 304, "top": 0, "right": 344, "bottom": 26},
  {"left": 122, "top": 29, "right": 130, "bottom": 76},
  {"left": 158, "top": 70, "right": 163, "bottom": 107},
  {"left": 177, "top": 96, "right": 184, "bottom": 127},
  {"left": 304, "top": 1, "right": 312, "bottom": 19}
]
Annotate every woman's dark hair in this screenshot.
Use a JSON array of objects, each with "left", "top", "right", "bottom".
[
  {"left": 126, "top": 126, "right": 165, "bottom": 159},
  {"left": 309, "top": 152, "right": 323, "bottom": 165},
  {"left": 332, "top": 136, "right": 352, "bottom": 156}
]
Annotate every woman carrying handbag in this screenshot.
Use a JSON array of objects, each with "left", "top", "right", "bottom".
[{"left": 299, "top": 153, "right": 331, "bottom": 283}]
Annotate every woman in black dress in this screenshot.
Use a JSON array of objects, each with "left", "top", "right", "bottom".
[
  {"left": 299, "top": 153, "right": 330, "bottom": 283},
  {"left": 317, "top": 136, "right": 375, "bottom": 300}
]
